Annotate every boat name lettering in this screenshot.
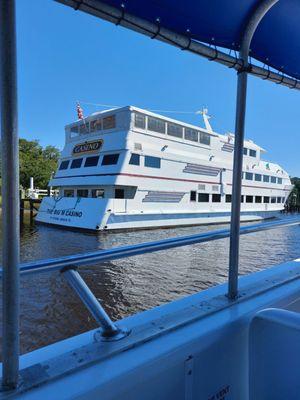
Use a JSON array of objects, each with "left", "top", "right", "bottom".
[
  {"left": 47, "top": 208, "right": 83, "bottom": 218},
  {"left": 73, "top": 140, "right": 103, "bottom": 155},
  {"left": 207, "top": 385, "right": 230, "bottom": 400}
]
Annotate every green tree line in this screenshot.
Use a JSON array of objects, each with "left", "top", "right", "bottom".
[
  {"left": 288, "top": 177, "right": 300, "bottom": 207},
  {"left": 0, "top": 138, "right": 60, "bottom": 190},
  {"left": 19, "top": 139, "right": 60, "bottom": 189}
]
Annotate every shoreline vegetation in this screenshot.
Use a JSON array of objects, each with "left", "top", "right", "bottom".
[{"left": 0, "top": 138, "right": 60, "bottom": 206}]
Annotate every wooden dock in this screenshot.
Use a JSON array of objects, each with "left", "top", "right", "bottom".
[{"left": 20, "top": 198, "right": 42, "bottom": 225}]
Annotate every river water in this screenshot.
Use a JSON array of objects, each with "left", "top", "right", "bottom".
[{"left": 0, "top": 213, "right": 300, "bottom": 355}]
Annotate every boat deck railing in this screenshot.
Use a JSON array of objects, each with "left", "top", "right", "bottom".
[{"left": 1, "top": 217, "right": 298, "bottom": 340}]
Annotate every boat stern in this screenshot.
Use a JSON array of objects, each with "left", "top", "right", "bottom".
[{"left": 35, "top": 196, "right": 112, "bottom": 231}]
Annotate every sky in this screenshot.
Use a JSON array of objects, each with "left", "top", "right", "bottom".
[{"left": 16, "top": 0, "right": 299, "bottom": 176}]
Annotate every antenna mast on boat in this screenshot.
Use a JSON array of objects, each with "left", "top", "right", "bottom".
[{"left": 197, "top": 108, "right": 213, "bottom": 133}]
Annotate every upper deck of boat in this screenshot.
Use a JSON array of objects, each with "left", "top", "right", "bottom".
[{"left": 65, "top": 106, "right": 263, "bottom": 154}]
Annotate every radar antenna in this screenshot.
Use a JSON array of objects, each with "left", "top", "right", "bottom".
[{"left": 196, "top": 108, "right": 213, "bottom": 133}]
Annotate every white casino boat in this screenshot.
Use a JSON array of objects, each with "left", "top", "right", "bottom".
[{"left": 36, "top": 106, "right": 292, "bottom": 231}]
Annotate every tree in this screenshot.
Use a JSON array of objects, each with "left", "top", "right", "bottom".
[
  {"left": 288, "top": 177, "right": 300, "bottom": 207},
  {"left": 19, "top": 139, "right": 60, "bottom": 189}
]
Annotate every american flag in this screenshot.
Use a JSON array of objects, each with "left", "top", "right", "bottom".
[{"left": 77, "top": 102, "right": 84, "bottom": 120}]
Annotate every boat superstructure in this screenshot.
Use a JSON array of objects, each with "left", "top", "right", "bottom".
[{"left": 36, "top": 106, "right": 292, "bottom": 231}]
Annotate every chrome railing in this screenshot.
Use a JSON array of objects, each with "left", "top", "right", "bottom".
[
  {"left": 3, "top": 217, "right": 299, "bottom": 277},
  {"left": 0, "top": 217, "right": 298, "bottom": 342}
]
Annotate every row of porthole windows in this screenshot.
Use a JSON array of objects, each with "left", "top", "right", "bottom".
[
  {"left": 69, "top": 115, "right": 116, "bottom": 135},
  {"left": 64, "top": 188, "right": 125, "bottom": 199},
  {"left": 59, "top": 152, "right": 162, "bottom": 171},
  {"left": 134, "top": 113, "right": 211, "bottom": 146},
  {"left": 243, "top": 148, "right": 257, "bottom": 157},
  {"left": 190, "top": 191, "right": 285, "bottom": 204},
  {"left": 58, "top": 153, "right": 120, "bottom": 170},
  {"left": 129, "top": 153, "right": 161, "bottom": 168},
  {"left": 243, "top": 172, "right": 282, "bottom": 184}
]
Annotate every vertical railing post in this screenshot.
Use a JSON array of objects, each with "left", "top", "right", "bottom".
[
  {"left": 228, "top": 0, "right": 279, "bottom": 299},
  {"left": 0, "top": 0, "right": 20, "bottom": 390}
]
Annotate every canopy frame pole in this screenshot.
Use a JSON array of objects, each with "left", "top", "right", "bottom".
[
  {"left": 228, "top": 0, "right": 279, "bottom": 299},
  {"left": 0, "top": 0, "right": 20, "bottom": 390}
]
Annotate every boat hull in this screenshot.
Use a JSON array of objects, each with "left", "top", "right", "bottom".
[{"left": 35, "top": 197, "right": 281, "bottom": 231}]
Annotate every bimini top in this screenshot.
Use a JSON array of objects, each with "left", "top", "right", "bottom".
[{"left": 57, "top": 0, "right": 300, "bottom": 83}]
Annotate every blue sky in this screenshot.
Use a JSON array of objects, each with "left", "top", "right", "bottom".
[{"left": 17, "top": 0, "right": 299, "bottom": 176}]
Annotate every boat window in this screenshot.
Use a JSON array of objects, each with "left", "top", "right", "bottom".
[
  {"left": 241, "top": 195, "right": 244, "bottom": 203},
  {"left": 103, "top": 115, "right": 116, "bottom": 130},
  {"left": 245, "top": 172, "right": 253, "bottom": 180},
  {"left": 212, "top": 194, "right": 221, "bottom": 202},
  {"left": 243, "top": 147, "right": 248, "bottom": 155},
  {"left": 115, "top": 188, "right": 125, "bottom": 199},
  {"left": 263, "top": 175, "right": 270, "bottom": 183},
  {"left": 255, "top": 174, "right": 262, "bottom": 182},
  {"left": 246, "top": 195, "right": 253, "bottom": 203},
  {"left": 59, "top": 160, "right": 70, "bottom": 170},
  {"left": 255, "top": 196, "right": 262, "bottom": 203},
  {"left": 199, "top": 132, "right": 211, "bottom": 146},
  {"left": 277, "top": 197, "right": 282, "bottom": 203},
  {"left": 190, "top": 191, "right": 196, "bottom": 201},
  {"left": 226, "top": 194, "right": 232, "bottom": 203},
  {"left": 282, "top": 197, "right": 285, "bottom": 203},
  {"left": 71, "top": 158, "right": 83, "bottom": 169},
  {"left": 271, "top": 176, "right": 277, "bottom": 184},
  {"left": 134, "top": 113, "right": 146, "bottom": 129},
  {"left": 91, "top": 189, "right": 104, "bottom": 198},
  {"left": 271, "top": 197, "right": 276, "bottom": 203},
  {"left": 129, "top": 153, "right": 140, "bottom": 166},
  {"left": 264, "top": 196, "right": 270, "bottom": 203},
  {"left": 144, "top": 155, "right": 161, "bottom": 169},
  {"left": 277, "top": 177, "right": 283, "bottom": 184},
  {"left": 102, "top": 153, "right": 120, "bottom": 165},
  {"left": 64, "top": 189, "right": 74, "bottom": 197},
  {"left": 249, "top": 149, "right": 257, "bottom": 157},
  {"left": 77, "top": 189, "right": 88, "bottom": 198},
  {"left": 90, "top": 118, "right": 102, "bottom": 132},
  {"left": 147, "top": 116, "right": 166, "bottom": 134},
  {"left": 198, "top": 193, "right": 209, "bottom": 202},
  {"left": 167, "top": 123, "right": 183, "bottom": 138},
  {"left": 84, "top": 156, "right": 99, "bottom": 167},
  {"left": 70, "top": 125, "right": 79, "bottom": 134},
  {"left": 79, "top": 123, "right": 89, "bottom": 134},
  {"left": 184, "top": 128, "right": 198, "bottom": 142}
]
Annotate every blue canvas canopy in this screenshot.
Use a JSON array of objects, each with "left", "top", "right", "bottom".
[{"left": 57, "top": 0, "right": 300, "bottom": 83}]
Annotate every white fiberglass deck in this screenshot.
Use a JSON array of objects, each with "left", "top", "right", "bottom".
[{"left": 8, "top": 257, "right": 300, "bottom": 400}]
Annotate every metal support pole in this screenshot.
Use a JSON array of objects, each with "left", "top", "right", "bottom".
[
  {"left": 62, "top": 268, "right": 123, "bottom": 338},
  {"left": 0, "top": 0, "right": 20, "bottom": 390},
  {"left": 228, "top": 0, "right": 279, "bottom": 299}
]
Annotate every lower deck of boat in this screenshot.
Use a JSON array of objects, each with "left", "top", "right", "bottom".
[{"left": 11, "top": 257, "right": 300, "bottom": 400}]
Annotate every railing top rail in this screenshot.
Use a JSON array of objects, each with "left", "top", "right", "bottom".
[{"left": 1, "top": 217, "right": 299, "bottom": 278}]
